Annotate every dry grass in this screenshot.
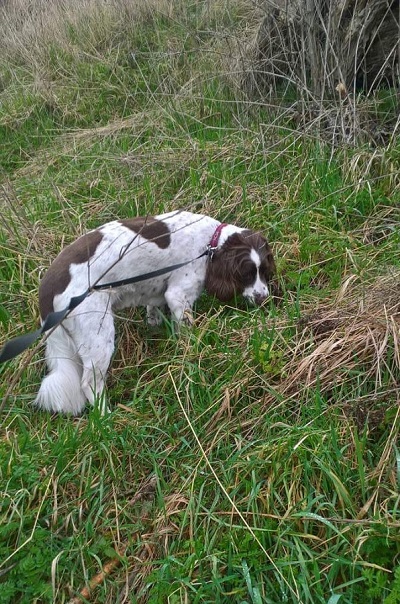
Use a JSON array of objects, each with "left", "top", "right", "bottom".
[
  {"left": 345, "top": 147, "right": 400, "bottom": 195},
  {"left": 263, "top": 271, "right": 400, "bottom": 408},
  {"left": 0, "top": 0, "right": 174, "bottom": 65}
]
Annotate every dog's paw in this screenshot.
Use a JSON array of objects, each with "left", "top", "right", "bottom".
[
  {"left": 147, "top": 314, "right": 163, "bottom": 327},
  {"left": 146, "top": 306, "right": 164, "bottom": 327},
  {"left": 182, "top": 309, "right": 194, "bottom": 326}
]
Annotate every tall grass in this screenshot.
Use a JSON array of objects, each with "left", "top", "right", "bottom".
[{"left": 0, "top": 0, "right": 400, "bottom": 603}]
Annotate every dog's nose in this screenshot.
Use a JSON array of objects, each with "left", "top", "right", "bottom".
[{"left": 254, "top": 292, "right": 269, "bottom": 306}]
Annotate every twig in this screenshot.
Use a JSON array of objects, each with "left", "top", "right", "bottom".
[
  {"left": 67, "top": 474, "right": 157, "bottom": 604},
  {"left": 68, "top": 555, "right": 126, "bottom": 604}
]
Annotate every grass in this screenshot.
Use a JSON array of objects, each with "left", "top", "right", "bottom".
[{"left": 1, "top": 0, "right": 400, "bottom": 602}]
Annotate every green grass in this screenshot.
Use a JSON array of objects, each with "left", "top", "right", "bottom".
[{"left": 1, "top": 1, "right": 400, "bottom": 602}]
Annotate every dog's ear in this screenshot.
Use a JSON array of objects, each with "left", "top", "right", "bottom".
[
  {"left": 205, "top": 255, "right": 236, "bottom": 302},
  {"left": 205, "top": 246, "right": 238, "bottom": 302}
]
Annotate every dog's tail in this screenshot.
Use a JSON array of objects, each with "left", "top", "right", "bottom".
[{"left": 35, "top": 325, "right": 86, "bottom": 415}]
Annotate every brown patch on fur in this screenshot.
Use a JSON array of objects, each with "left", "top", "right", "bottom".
[
  {"left": 120, "top": 217, "right": 170, "bottom": 249},
  {"left": 205, "top": 230, "right": 275, "bottom": 302},
  {"left": 39, "top": 230, "right": 104, "bottom": 319}
]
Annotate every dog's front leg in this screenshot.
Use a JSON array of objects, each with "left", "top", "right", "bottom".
[{"left": 164, "top": 287, "right": 195, "bottom": 326}]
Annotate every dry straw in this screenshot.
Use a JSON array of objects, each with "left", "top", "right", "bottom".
[
  {"left": 263, "top": 270, "right": 400, "bottom": 407},
  {"left": 0, "top": 0, "right": 174, "bottom": 64}
]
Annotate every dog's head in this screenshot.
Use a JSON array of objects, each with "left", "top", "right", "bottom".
[{"left": 205, "top": 230, "right": 275, "bottom": 305}]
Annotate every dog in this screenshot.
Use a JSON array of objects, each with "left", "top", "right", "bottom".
[{"left": 35, "top": 210, "right": 275, "bottom": 415}]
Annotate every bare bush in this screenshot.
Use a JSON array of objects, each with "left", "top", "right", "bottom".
[{"left": 236, "top": 0, "right": 400, "bottom": 143}]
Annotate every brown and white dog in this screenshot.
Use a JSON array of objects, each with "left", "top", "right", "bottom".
[{"left": 36, "top": 210, "right": 275, "bottom": 414}]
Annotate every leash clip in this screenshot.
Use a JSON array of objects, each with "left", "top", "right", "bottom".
[{"left": 207, "top": 244, "right": 217, "bottom": 261}]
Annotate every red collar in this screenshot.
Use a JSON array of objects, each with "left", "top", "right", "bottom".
[{"left": 209, "top": 223, "right": 227, "bottom": 250}]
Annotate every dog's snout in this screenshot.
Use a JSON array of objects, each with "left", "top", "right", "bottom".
[{"left": 254, "top": 292, "right": 269, "bottom": 305}]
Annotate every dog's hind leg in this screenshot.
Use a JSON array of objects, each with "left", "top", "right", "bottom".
[
  {"left": 35, "top": 325, "right": 86, "bottom": 415},
  {"left": 70, "top": 296, "right": 115, "bottom": 413}
]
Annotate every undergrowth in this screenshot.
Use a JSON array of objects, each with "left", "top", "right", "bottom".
[{"left": 0, "top": 1, "right": 399, "bottom": 603}]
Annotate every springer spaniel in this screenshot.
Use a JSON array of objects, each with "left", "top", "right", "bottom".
[{"left": 35, "top": 210, "right": 275, "bottom": 415}]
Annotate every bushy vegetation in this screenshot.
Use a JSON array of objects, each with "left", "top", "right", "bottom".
[{"left": 0, "top": 1, "right": 399, "bottom": 602}]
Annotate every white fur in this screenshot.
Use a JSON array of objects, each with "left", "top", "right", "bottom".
[
  {"left": 243, "top": 249, "right": 270, "bottom": 303},
  {"left": 35, "top": 211, "right": 270, "bottom": 415}
]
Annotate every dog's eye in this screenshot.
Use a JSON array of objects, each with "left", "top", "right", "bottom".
[{"left": 242, "top": 266, "right": 257, "bottom": 285}]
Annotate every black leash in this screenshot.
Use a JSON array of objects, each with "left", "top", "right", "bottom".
[{"left": 0, "top": 249, "right": 210, "bottom": 364}]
